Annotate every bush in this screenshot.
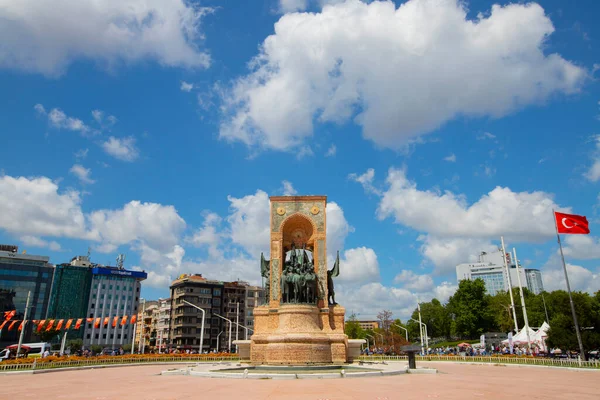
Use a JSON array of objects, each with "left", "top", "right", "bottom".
[
  {"left": 122, "top": 344, "right": 132, "bottom": 352},
  {"left": 68, "top": 339, "right": 83, "bottom": 354},
  {"left": 90, "top": 345, "right": 102, "bottom": 355}
]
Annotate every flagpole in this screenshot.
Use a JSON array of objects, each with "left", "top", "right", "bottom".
[
  {"left": 512, "top": 247, "right": 531, "bottom": 353},
  {"left": 16, "top": 291, "right": 31, "bottom": 357},
  {"left": 501, "top": 236, "right": 519, "bottom": 334},
  {"left": 553, "top": 209, "right": 586, "bottom": 361}
]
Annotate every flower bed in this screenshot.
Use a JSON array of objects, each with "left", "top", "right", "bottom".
[{"left": 1, "top": 352, "right": 238, "bottom": 365}]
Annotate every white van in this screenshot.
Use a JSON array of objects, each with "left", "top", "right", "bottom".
[{"left": 0, "top": 342, "right": 51, "bottom": 361}]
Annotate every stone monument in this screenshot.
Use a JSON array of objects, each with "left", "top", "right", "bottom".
[{"left": 248, "top": 195, "right": 359, "bottom": 365}]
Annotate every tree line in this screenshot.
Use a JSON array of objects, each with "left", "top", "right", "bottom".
[{"left": 345, "top": 279, "right": 600, "bottom": 352}]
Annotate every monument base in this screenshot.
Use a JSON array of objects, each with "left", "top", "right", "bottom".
[{"left": 250, "top": 304, "right": 348, "bottom": 365}]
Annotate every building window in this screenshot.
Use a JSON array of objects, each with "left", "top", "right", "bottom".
[
  {"left": 86, "top": 334, "right": 91, "bottom": 339},
  {"left": 103, "top": 334, "right": 107, "bottom": 339},
  {"left": 91, "top": 304, "right": 95, "bottom": 309},
  {"left": 102, "top": 284, "right": 105, "bottom": 289},
  {"left": 110, "top": 334, "right": 114, "bottom": 339},
  {"left": 109, "top": 285, "right": 113, "bottom": 290},
  {"left": 95, "top": 334, "right": 99, "bottom": 339}
]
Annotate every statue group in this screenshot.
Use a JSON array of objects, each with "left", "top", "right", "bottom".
[{"left": 260, "top": 245, "right": 339, "bottom": 306}]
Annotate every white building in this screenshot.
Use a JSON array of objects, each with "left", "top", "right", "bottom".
[
  {"left": 83, "top": 266, "right": 147, "bottom": 348},
  {"left": 456, "top": 250, "right": 544, "bottom": 295}
]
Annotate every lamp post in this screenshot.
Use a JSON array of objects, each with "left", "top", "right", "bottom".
[
  {"left": 365, "top": 333, "right": 375, "bottom": 348},
  {"left": 216, "top": 330, "right": 223, "bottom": 352},
  {"left": 410, "top": 318, "right": 428, "bottom": 355},
  {"left": 140, "top": 298, "right": 146, "bottom": 354},
  {"left": 214, "top": 313, "right": 253, "bottom": 352},
  {"left": 376, "top": 333, "right": 385, "bottom": 348},
  {"left": 182, "top": 300, "right": 205, "bottom": 354},
  {"left": 393, "top": 323, "right": 408, "bottom": 342}
]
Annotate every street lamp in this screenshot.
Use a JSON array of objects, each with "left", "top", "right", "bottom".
[
  {"left": 216, "top": 331, "right": 223, "bottom": 352},
  {"left": 409, "top": 318, "right": 428, "bottom": 355},
  {"left": 365, "top": 333, "right": 375, "bottom": 348},
  {"left": 393, "top": 323, "right": 408, "bottom": 342},
  {"left": 182, "top": 300, "right": 205, "bottom": 354},
  {"left": 376, "top": 333, "right": 385, "bottom": 348},
  {"left": 214, "top": 313, "right": 254, "bottom": 352}
]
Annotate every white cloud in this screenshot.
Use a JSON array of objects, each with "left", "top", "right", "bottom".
[
  {"left": 101, "top": 136, "right": 140, "bottom": 162},
  {"left": 91, "top": 110, "right": 117, "bottom": 126},
  {"left": 377, "top": 168, "right": 562, "bottom": 241},
  {"left": 74, "top": 148, "right": 89, "bottom": 160},
  {"left": 336, "top": 282, "right": 417, "bottom": 319},
  {"left": 35, "top": 104, "right": 92, "bottom": 135},
  {"left": 348, "top": 168, "right": 380, "bottom": 195},
  {"left": 0, "top": 175, "right": 87, "bottom": 238},
  {"left": 542, "top": 255, "right": 600, "bottom": 294},
  {"left": 227, "top": 190, "right": 271, "bottom": 256},
  {"left": 477, "top": 132, "right": 496, "bottom": 140},
  {"left": 220, "top": 0, "right": 585, "bottom": 152},
  {"left": 20, "top": 235, "right": 62, "bottom": 251},
  {"left": 444, "top": 154, "right": 456, "bottom": 162},
  {"left": 88, "top": 200, "right": 186, "bottom": 251},
  {"left": 69, "top": 164, "right": 95, "bottom": 185},
  {"left": 279, "top": 0, "right": 309, "bottom": 13},
  {"left": 394, "top": 269, "right": 434, "bottom": 292},
  {"left": 563, "top": 235, "right": 600, "bottom": 260},
  {"left": 281, "top": 180, "right": 297, "bottom": 196},
  {"left": 186, "top": 212, "right": 223, "bottom": 258},
  {"left": 326, "top": 202, "right": 354, "bottom": 256},
  {"left": 418, "top": 236, "right": 498, "bottom": 274},
  {"left": 325, "top": 144, "right": 337, "bottom": 157},
  {"left": 584, "top": 135, "right": 600, "bottom": 182},
  {"left": 337, "top": 247, "right": 379, "bottom": 283},
  {"left": 180, "top": 81, "right": 194, "bottom": 92},
  {"left": 0, "top": 0, "right": 212, "bottom": 77}
]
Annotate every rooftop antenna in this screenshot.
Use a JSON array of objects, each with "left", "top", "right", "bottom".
[
  {"left": 116, "top": 253, "right": 126, "bottom": 269},
  {"left": 87, "top": 246, "right": 91, "bottom": 260}
]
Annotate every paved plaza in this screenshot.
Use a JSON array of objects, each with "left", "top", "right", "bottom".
[{"left": 1, "top": 362, "right": 598, "bottom": 399}]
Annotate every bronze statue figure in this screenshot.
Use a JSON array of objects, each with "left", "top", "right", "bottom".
[
  {"left": 260, "top": 252, "right": 270, "bottom": 303},
  {"left": 327, "top": 251, "right": 340, "bottom": 305}
]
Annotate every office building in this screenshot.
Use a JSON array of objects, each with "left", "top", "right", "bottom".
[
  {"left": 169, "top": 274, "right": 224, "bottom": 352},
  {"left": 456, "top": 250, "right": 544, "bottom": 295},
  {"left": 47, "top": 256, "right": 94, "bottom": 338},
  {"left": 223, "top": 281, "right": 248, "bottom": 346},
  {"left": 83, "top": 265, "right": 147, "bottom": 348},
  {"left": 0, "top": 245, "right": 54, "bottom": 345},
  {"left": 245, "top": 285, "right": 266, "bottom": 335},
  {"left": 356, "top": 320, "right": 379, "bottom": 331},
  {"left": 135, "top": 300, "right": 157, "bottom": 352},
  {"left": 154, "top": 298, "right": 171, "bottom": 353}
]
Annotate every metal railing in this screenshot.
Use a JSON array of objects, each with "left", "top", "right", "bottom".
[
  {"left": 357, "top": 355, "right": 600, "bottom": 369},
  {"left": 0, "top": 355, "right": 240, "bottom": 372}
]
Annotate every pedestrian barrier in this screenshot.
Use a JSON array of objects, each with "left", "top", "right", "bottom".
[
  {"left": 357, "top": 355, "right": 600, "bottom": 369},
  {"left": 0, "top": 356, "right": 240, "bottom": 372}
]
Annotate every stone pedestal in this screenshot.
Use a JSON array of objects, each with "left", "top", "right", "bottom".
[
  {"left": 250, "top": 304, "right": 348, "bottom": 365},
  {"left": 233, "top": 340, "right": 251, "bottom": 361}
]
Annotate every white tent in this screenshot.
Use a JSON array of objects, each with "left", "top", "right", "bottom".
[{"left": 501, "top": 326, "right": 537, "bottom": 345}]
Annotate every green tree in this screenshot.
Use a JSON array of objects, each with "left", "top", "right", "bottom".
[
  {"left": 38, "top": 328, "right": 61, "bottom": 343},
  {"left": 345, "top": 313, "right": 365, "bottom": 339},
  {"left": 447, "top": 279, "right": 493, "bottom": 339},
  {"left": 68, "top": 339, "right": 83, "bottom": 354}
]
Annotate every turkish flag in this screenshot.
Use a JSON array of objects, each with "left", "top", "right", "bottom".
[
  {"left": 3, "top": 310, "right": 16, "bottom": 321},
  {"left": 555, "top": 212, "right": 590, "bottom": 234},
  {"left": 74, "top": 319, "right": 83, "bottom": 330}
]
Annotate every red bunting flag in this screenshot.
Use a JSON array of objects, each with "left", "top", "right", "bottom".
[
  {"left": 8, "top": 320, "right": 18, "bottom": 331},
  {"left": 86, "top": 317, "right": 94, "bottom": 323},
  {"left": 0, "top": 321, "right": 7, "bottom": 330},
  {"left": 3, "top": 310, "right": 16, "bottom": 321},
  {"left": 65, "top": 319, "right": 73, "bottom": 329},
  {"left": 112, "top": 316, "right": 118, "bottom": 327},
  {"left": 555, "top": 212, "right": 590, "bottom": 235},
  {"left": 103, "top": 317, "right": 109, "bottom": 326},
  {"left": 55, "top": 320, "right": 64, "bottom": 330},
  {"left": 46, "top": 320, "right": 55, "bottom": 331},
  {"left": 37, "top": 320, "right": 46, "bottom": 332},
  {"left": 75, "top": 319, "right": 83, "bottom": 329},
  {"left": 18, "top": 321, "right": 25, "bottom": 331},
  {"left": 120, "top": 315, "right": 128, "bottom": 326},
  {"left": 130, "top": 315, "right": 137, "bottom": 324},
  {"left": 94, "top": 318, "right": 101, "bottom": 328}
]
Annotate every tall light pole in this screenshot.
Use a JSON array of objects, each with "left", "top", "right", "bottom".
[
  {"left": 501, "top": 236, "right": 519, "bottom": 334},
  {"left": 214, "top": 313, "right": 252, "bottom": 352},
  {"left": 182, "top": 300, "right": 205, "bottom": 354},
  {"left": 140, "top": 298, "right": 146, "bottom": 354},
  {"left": 236, "top": 302, "right": 240, "bottom": 343},
  {"left": 376, "top": 333, "right": 385, "bottom": 348},
  {"left": 216, "top": 330, "right": 223, "bottom": 352},
  {"left": 16, "top": 291, "right": 31, "bottom": 357},
  {"left": 393, "top": 323, "right": 408, "bottom": 342},
  {"left": 365, "top": 333, "right": 375, "bottom": 349},
  {"left": 513, "top": 247, "right": 532, "bottom": 353},
  {"left": 410, "top": 318, "right": 428, "bottom": 355}
]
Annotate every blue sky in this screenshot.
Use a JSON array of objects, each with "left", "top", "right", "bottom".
[{"left": 0, "top": 0, "right": 599, "bottom": 319}]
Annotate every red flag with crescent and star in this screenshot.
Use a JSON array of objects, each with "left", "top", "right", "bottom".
[{"left": 555, "top": 212, "right": 590, "bottom": 234}]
